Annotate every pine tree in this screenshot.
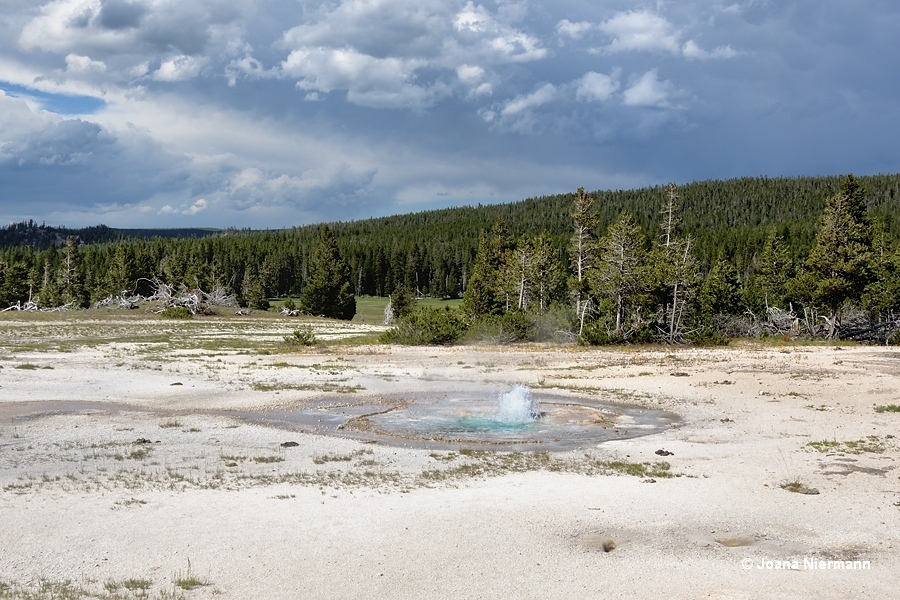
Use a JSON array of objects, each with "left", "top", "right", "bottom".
[
  {"left": 299, "top": 226, "right": 356, "bottom": 320},
  {"left": 528, "top": 232, "right": 562, "bottom": 315},
  {"left": 0, "top": 261, "right": 30, "bottom": 306},
  {"left": 745, "top": 229, "right": 793, "bottom": 312},
  {"left": 461, "top": 220, "right": 510, "bottom": 317},
  {"left": 103, "top": 243, "right": 138, "bottom": 296},
  {"left": 806, "top": 188, "right": 872, "bottom": 337},
  {"left": 648, "top": 184, "right": 700, "bottom": 343},
  {"left": 698, "top": 258, "right": 743, "bottom": 319},
  {"left": 568, "top": 188, "right": 599, "bottom": 326},
  {"left": 590, "top": 211, "right": 648, "bottom": 336},
  {"left": 59, "top": 236, "right": 89, "bottom": 308},
  {"left": 861, "top": 219, "right": 900, "bottom": 332},
  {"left": 388, "top": 285, "right": 416, "bottom": 321}
]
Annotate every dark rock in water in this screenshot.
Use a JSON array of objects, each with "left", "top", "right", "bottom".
[
  {"left": 170, "top": 382, "right": 183, "bottom": 386},
  {"left": 655, "top": 449, "right": 674, "bottom": 456},
  {"left": 280, "top": 441, "right": 299, "bottom": 447}
]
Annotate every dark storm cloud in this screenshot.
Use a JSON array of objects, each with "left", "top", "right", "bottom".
[{"left": 97, "top": 0, "right": 148, "bottom": 30}]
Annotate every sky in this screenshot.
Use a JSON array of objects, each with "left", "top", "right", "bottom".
[{"left": 0, "top": 0, "right": 898, "bottom": 229}]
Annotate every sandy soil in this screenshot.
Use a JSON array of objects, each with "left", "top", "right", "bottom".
[{"left": 1, "top": 316, "right": 898, "bottom": 599}]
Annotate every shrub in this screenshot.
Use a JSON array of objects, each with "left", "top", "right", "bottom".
[
  {"left": 380, "top": 307, "right": 467, "bottom": 345},
  {"left": 687, "top": 327, "right": 729, "bottom": 346},
  {"left": 464, "top": 311, "right": 534, "bottom": 344},
  {"left": 530, "top": 304, "right": 576, "bottom": 343},
  {"left": 580, "top": 320, "right": 659, "bottom": 345},
  {"left": 160, "top": 306, "right": 193, "bottom": 319},
  {"left": 284, "top": 326, "right": 317, "bottom": 346},
  {"left": 579, "top": 322, "right": 624, "bottom": 346},
  {"left": 389, "top": 286, "right": 416, "bottom": 321}
]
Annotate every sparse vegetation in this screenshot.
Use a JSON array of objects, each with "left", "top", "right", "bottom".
[
  {"left": 159, "top": 306, "right": 192, "bottom": 319},
  {"left": 806, "top": 436, "right": 886, "bottom": 454},
  {"left": 283, "top": 326, "right": 317, "bottom": 347},
  {"left": 874, "top": 404, "right": 900, "bottom": 413},
  {"left": 252, "top": 455, "right": 285, "bottom": 464},
  {"left": 0, "top": 577, "right": 185, "bottom": 599},
  {"left": 780, "top": 478, "right": 820, "bottom": 495},
  {"left": 173, "top": 561, "right": 209, "bottom": 591}
]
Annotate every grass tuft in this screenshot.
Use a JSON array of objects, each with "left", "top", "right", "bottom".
[
  {"left": 173, "top": 560, "right": 209, "bottom": 591},
  {"left": 252, "top": 455, "right": 285, "bottom": 464}
]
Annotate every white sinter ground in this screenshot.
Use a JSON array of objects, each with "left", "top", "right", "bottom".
[{"left": 0, "top": 315, "right": 898, "bottom": 599}]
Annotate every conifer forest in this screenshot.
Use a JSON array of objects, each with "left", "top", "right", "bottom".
[{"left": 2, "top": 174, "right": 899, "bottom": 344}]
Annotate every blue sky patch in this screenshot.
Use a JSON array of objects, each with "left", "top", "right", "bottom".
[{"left": 0, "top": 82, "right": 106, "bottom": 115}]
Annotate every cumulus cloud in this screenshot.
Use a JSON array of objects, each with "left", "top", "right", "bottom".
[
  {"left": 456, "top": 64, "right": 485, "bottom": 85},
  {"left": 225, "top": 56, "right": 277, "bottom": 86},
  {"left": 575, "top": 70, "right": 621, "bottom": 103},
  {"left": 456, "top": 64, "right": 492, "bottom": 97},
  {"left": 18, "top": 0, "right": 246, "bottom": 81},
  {"left": 501, "top": 83, "right": 558, "bottom": 117},
  {"left": 451, "top": 2, "right": 547, "bottom": 63},
  {"left": 160, "top": 197, "right": 207, "bottom": 216},
  {"left": 556, "top": 19, "right": 595, "bottom": 41},
  {"left": 599, "top": 10, "right": 681, "bottom": 54},
  {"left": 682, "top": 40, "right": 739, "bottom": 60},
  {"left": 65, "top": 53, "right": 107, "bottom": 73},
  {"left": 153, "top": 55, "right": 208, "bottom": 82},
  {"left": 622, "top": 69, "right": 677, "bottom": 108},
  {"left": 283, "top": 47, "right": 419, "bottom": 94},
  {"left": 275, "top": 1, "right": 545, "bottom": 108},
  {"left": 282, "top": 47, "right": 444, "bottom": 109},
  {"left": 481, "top": 82, "right": 560, "bottom": 134},
  {"left": 596, "top": 9, "right": 739, "bottom": 60}
]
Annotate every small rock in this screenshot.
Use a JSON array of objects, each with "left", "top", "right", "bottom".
[
  {"left": 671, "top": 372, "right": 690, "bottom": 377},
  {"left": 655, "top": 449, "right": 674, "bottom": 456},
  {"left": 225, "top": 462, "right": 238, "bottom": 468},
  {"left": 602, "top": 540, "right": 617, "bottom": 552},
  {"left": 280, "top": 441, "right": 299, "bottom": 448},
  {"left": 134, "top": 438, "right": 153, "bottom": 445},
  {"left": 642, "top": 478, "right": 656, "bottom": 484},
  {"left": 170, "top": 382, "right": 183, "bottom": 386}
]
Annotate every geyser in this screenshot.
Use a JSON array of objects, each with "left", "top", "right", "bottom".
[{"left": 496, "top": 385, "right": 541, "bottom": 423}]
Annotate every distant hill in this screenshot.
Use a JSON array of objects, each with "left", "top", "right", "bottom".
[
  {"left": 3, "top": 173, "right": 899, "bottom": 283},
  {"left": 0, "top": 220, "right": 222, "bottom": 249}
]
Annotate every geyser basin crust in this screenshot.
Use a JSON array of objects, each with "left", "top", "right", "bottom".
[
  {"left": 0, "top": 387, "right": 679, "bottom": 452},
  {"left": 241, "top": 386, "right": 680, "bottom": 451}
]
